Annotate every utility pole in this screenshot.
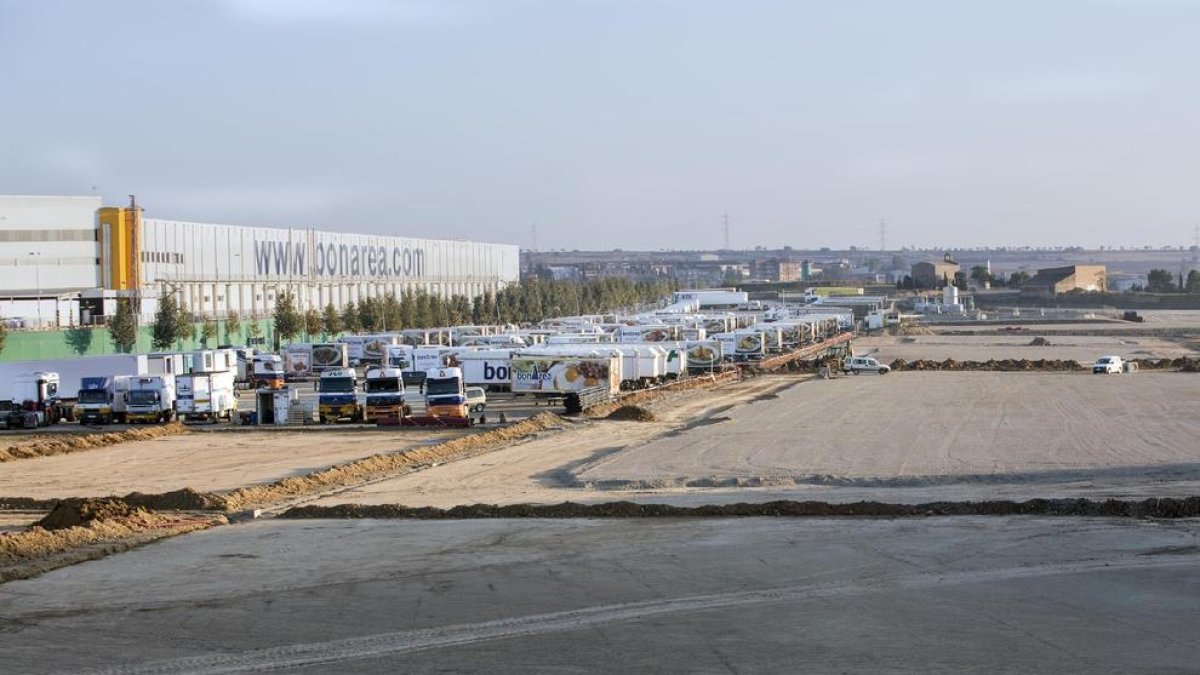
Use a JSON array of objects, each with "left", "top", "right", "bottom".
[
  {"left": 878, "top": 220, "right": 887, "bottom": 254},
  {"left": 722, "top": 212, "right": 730, "bottom": 250}
]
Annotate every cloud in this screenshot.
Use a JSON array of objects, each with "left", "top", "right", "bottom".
[{"left": 220, "top": 0, "right": 470, "bottom": 26}]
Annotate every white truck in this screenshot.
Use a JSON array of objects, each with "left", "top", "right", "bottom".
[
  {"left": 120, "top": 374, "right": 178, "bottom": 423},
  {"left": 177, "top": 371, "right": 236, "bottom": 423},
  {"left": 363, "top": 367, "right": 408, "bottom": 423},
  {"left": 251, "top": 354, "right": 285, "bottom": 389},
  {"left": 7, "top": 371, "right": 63, "bottom": 428}
]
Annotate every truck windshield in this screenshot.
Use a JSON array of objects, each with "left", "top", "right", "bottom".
[
  {"left": 129, "top": 391, "right": 158, "bottom": 406},
  {"left": 78, "top": 390, "right": 108, "bottom": 404},
  {"left": 366, "top": 379, "right": 401, "bottom": 393},
  {"left": 425, "top": 378, "right": 461, "bottom": 396},
  {"left": 319, "top": 378, "right": 356, "bottom": 393}
]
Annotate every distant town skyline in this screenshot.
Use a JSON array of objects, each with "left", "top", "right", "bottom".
[{"left": 4, "top": 0, "right": 1200, "bottom": 250}]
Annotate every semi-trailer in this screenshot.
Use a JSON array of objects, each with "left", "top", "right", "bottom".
[{"left": 7, "top": 371, "right": 63, "bottom": 428}]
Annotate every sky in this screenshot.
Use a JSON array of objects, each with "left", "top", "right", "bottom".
[{"left": 3, "top": 0, "right": 1200, "bottom": 251}]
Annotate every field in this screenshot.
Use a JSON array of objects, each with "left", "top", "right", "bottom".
[
  {"left": 0, "top": 428, "right": 468, "bottom": 499},
  {"left": 854, "top": 334, "right": 1200, "bottom": 363}
]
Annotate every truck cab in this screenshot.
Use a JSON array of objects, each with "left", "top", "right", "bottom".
[
  {"left": 252, "top": 354, "right": 285, "bottom": 389},
  {"left": 124, "top": 375, "right": 177, "bottom": 423},
  {"left": 364, "top": 367, "right": 408, "bottom": 422},
  {"left": 9, "top": 371, "right": 62, "bottom": 428},
  {"left": 318, "top": 368, "right": 362, "bottom": 424},
  {"left": 76, "top": 377, "right": 116, "bottom": 425},
  {"left": 423, "top": 367, "right": 469, "bottom": 422}
]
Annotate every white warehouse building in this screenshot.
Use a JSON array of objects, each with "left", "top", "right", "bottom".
[{"left": 1, "top": 195, "right": 520, "bottom": 328}]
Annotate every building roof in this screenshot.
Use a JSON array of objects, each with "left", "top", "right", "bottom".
[{"left": 1023, "top": 266, "right": 1076, "bottom": 288}]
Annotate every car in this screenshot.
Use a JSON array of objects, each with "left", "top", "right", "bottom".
[
  {"left": 843, "top": 356, "right": 890, "bottom": 375},
  {"left": 465, "top": 386, "right": 487, "bottom": 412},
  {"left": 1093, "top": 355, "right": 1124, "bottom": 374}
]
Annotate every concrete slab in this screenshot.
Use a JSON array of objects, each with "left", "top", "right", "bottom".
[{"left": 1, "top": 517, "right": 1198, "bottom": 674}]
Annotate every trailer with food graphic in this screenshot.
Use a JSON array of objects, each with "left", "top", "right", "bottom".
[
  {"left": 684, "top": 340, "right": 724, "bottom": 374},
  {"left": 284, "top": 343, "right": 349, "bottom": 379},
  {"left": 510, "top": 352, "right": 621, "bottom": 397}
]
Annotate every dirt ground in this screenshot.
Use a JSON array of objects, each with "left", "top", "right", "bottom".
[
  {"left": 0, "top": 428, "right": 468, "bottom": 499},
  {"left": 314, "top": 371, "right": 1200, "bottom": 509},
  {"left": 308, "top": 375, "right": 806, "bottom": 509},
  {"left": 854, "top": 334, "right": 1199, "bottom": 363},
  {"left": 577, "top": 371, "right": 1200, "bottom": 488}
]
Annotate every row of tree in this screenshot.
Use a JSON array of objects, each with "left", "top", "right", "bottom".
[
  {"left": 1142, "top": 269, "right": 1200, "bottom": 293},
  {"left": 271, "top": 277, "right": 679, "bottom": 344}
]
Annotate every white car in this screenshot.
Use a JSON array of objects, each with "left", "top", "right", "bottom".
[
  {"left": 1093, "top": 356, "right": 1124, "bottom": 374},
  {"left": 843, "top": 356, "right": 891, "bottom": 375},
  {"left": 465, "top": 387, "right": 488, "bottom": 412}
]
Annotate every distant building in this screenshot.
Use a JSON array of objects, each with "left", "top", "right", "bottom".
[
  {"left": 752, "top": 258, "right": 802, "bottom": 282},
  {"left": 1021, "top": 265, "right": 1108, "bottom": 297},
  {"left": 911, "top": 253, "right": 960, "bottom": 289}
]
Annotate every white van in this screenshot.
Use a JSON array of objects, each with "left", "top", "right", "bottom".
[
  {"left": 843, "top": 356, "right": 891, "bottom": 375},
  {"left": 1093, "top": 356, "right": 1124, "bottom": 374}
]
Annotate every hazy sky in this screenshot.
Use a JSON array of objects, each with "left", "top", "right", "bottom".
[{"left": 3, "top": 0, "right": 1199, "bottom": 250}]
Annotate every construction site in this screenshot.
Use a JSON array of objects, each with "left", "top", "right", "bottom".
[{"left": 1, "top": 299, "right": 1199, "bottom": 673}]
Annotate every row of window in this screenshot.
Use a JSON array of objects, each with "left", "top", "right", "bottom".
[{"left": 141, "top": 251, "right": 184, "bottom": 264}]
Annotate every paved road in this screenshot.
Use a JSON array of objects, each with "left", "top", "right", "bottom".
[{"left": 3, "top": 516, "right": 1198, "bottom": 673}]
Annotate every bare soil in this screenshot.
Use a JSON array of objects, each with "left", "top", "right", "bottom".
[{"left": 0, "top": 428, "right": 468, "bottom": 499}]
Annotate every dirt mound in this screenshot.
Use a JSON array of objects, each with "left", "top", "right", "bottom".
[
  {"left": 122, "top": 487, "right": 229, "bottom": 511},
  {"left": 887, "top": 324, "right": 935, "bottom": 336},
  {"left": 606, "top": 406, "right": 657, "bottom": 422},
  {"left": 281, "top": 497, "right": 1200, "bottom": 520},
  {"left": 1028, "top": 337, "right": 1052, "bottom": 346},
  {"left": 35, "top": 498, "right": 146, "bottom": 531},
  {"left": 0, "top": 423, "right": 188, "bottom": 463},
  {"left": 223, "top": 412, "right": 568, "bottom": 510},
  {"left": 889, "top": 358, "right": 1084, "bottom": 372},
  {"left": 585, "top": 372, "right": 739, "bottom": 418}
]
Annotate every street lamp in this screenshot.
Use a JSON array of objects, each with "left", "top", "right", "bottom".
[{"left": 28, "top": 252, "right": 41, "bottom": 329}]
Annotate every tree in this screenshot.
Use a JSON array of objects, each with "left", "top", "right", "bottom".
[
  {"left": 1186, "top": 270, "right": 1200, "bottom": 294},
  {"left": 340, "top": 301, "right": 361, "bottom": 334},
  {"left": 200, "top": 317, "right": 218, "bottom": 347},
  {"left": 321, "top": 303, "right": 342, "bottom": 337},
  {"left": 1007, "top": 271, "right": 1030, "bottom": 287},
  {"left": 109, "top": 298, "right": 138, "bottom": 353},
  {"left": 358, "top": 296, "right": 382, "bottom": 332},
  {"left": 273, "top": 290, "right": 303, "bottom": 347},
  {"left": 304, "top": 308, "right": 322, "bottom": 338},
  {"left": 969, "top": 265, "right": 994, "bottom": 287},
  {"left": 1146, "top": 268, "right": 1176, "bottom": 293},
  {"left": 0, "top": 317, "right": 7, "bottom": 356},
  {"left": 247, "top": 320, "right": 263, "bottom": 345},
  {"left": 225, "top": 311, "right": 242, "bottom": 344},
  {"left": 152, "top": 294, "right": 189, "bottom": 351}
]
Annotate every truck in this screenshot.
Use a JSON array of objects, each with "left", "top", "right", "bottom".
[
  {"left": 445, "top": 349, "right": 513, "bottom": 390},
  {"left": 363, "top": 367, "right": 409, "bottom": 423},
  {"left": 251, "top": 354, "right": 285, "bottom": 389},
  {"left": 421, "top": 366, "right": 471, "bottom": 424},
  {"left": 510, "top": 352, "right": 621, "bottom": 397},
  {"left": 283, "top": 343, "right": 349, "bottom": 379},
  {"left": 8, "top": 371, "right": 64, "bottom": 428},
  {"left": 317, "top": 368, "right": 363, "bottom": 424},
  {"left": 804, "top": 287, "right": 864, "bottom": 303},
  {"left": 76, "top": 376, "right": 117, "bottom": 425},
  {"left": 176, "top": 372, "right": 234, "bottom": 423},
  {"left": 121, "top": 374, "right": 179, "bottom": 423}
]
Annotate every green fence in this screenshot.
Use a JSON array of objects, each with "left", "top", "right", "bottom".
[{"left": 0, "top": 319, "right": 331, "bottom": 362}]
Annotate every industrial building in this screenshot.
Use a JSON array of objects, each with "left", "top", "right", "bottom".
[
  {"left": 1020, "top": 265, "right": 1108, "bottom": 297},
  {"left": 0, "top": 195, "right": 520, "bottom": 328},
  {"left": 911, "top": 254, "right": 961, "bottom": 289}
]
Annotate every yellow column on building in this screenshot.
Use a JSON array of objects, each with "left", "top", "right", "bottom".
[{"left": 97, "top": 206, "right": 142, "bottom": 291}]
